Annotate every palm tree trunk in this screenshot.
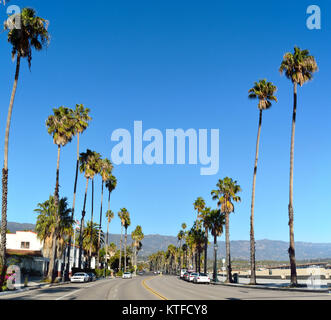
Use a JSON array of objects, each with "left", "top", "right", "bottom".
[
  {"left": 48, "top": 145, "right": 61, "bottom": 282},
  {"left": 0, "top": 55, "right": 21, "bottom": 284},
  {"left": 105, "top": 219, "right": 109, "bottom": 275},
  {"left": 225, "top": 212, "right": 232, "bottom": 283},
  {"left": 213, "top": 234, "right": 217, "bottom": 282},
  {"left": 79, "top": 178, "right": 89, "bottom": 269},
  {"left": 119, "top": 224, "right": 123, "bottom": 272},
  {"left": 250, "top": 109, "right": 263, "bottom": 285},
  {"left": 124, "top": 228, "right": 127, "bottom": 272},
  {"left": 204, "top": 228, "right": 208, "bottom": 274},
  {"left": 96, "top": 180, "right": 104, "bottom": 269},
  {"left": 89, "top": 178, "right": 94, "bottom": 268},
  {"left": 288, "top": 82, "right": 298, "bottom": 286},
  {"left": 65, "top": 134, "right": 80, "bottom": 277}
]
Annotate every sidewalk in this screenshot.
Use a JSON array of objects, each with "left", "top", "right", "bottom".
[{"left": 211, "top": 276, "right": 331, "bottom": 293}]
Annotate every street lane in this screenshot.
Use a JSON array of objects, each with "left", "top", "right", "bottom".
[
  {"left": 145, "top": 275, "right": 331, "bottom": 300},
  {"left": 1, "top": 275, "right": 331, "bottom": 300}
]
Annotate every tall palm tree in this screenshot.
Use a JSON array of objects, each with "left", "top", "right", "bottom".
[
  {"left": 177, "top": 230, "right": 185, "bottom": 271},
  {"left": 248, "top": 79, "right": 277, "bottom": 285},
  {"left": 118, "top": 208, "right": 128, "bottom": 272},
  {"left": 65, "top": 104, "right": 91, "bottom": 278},
  {"left": 0, "top": 8, "right": 49, "bottom": 285},
  {"left": 131, "top": 225, "right": 144, "bottom": 275},
  {"left": 78, "top": 150, "right": 101, "bottom": 268},
  {"left": 181, "top": 223, "right": 187, "bottom": 267},
  {"left": 200, "top": 207, "right": 212, "bottom": 274},
  {"left": 206, "top": 209, "right": 225, "bottom": 282},
  {"left": 193, "top": 197, "right": 205, "bottom": 222},
  {"left": 123, "top": 212, "right": 131, "bottom": 272},
  {"left": 280, "top": 47, "right": 318, "bottom": 286},
  {"left": 46, "top": 107, "right": 74, "bottom": 281},
  {"left": 96, "top": 158, "right": 113, "bottom": 268},
  {"left": 211, "top": 177, "right": 241, "bottom": 283},
  {"left": 105, "top": 210, "right": 114, "bottom": 273}
]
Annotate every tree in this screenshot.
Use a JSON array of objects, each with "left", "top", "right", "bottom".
[
  {"left": 65, "top": 104, "right": 91, "bottom": 279},
  {"left": 131, "top": 225, "right": 144, "bottom": 275},
  {"left": 193, "top": 197, "right": 205, "bottom": 222},
  {"left": 78, "top": 149, "right": 101, "bottom": 268},
  {"left": 248, "top": 79, "right": 277, "bottom": 285},
  {"left": 123, "top": 212, "right": 131, "bottom": 272},
  {"left": 105, "top": 211, "right": 114, "bottom": 273},
  {"left": 0, "top": 8, "right": 49, "bottom": 288},
  {"left": 35, "top": 196, "right": 74, "bottom": 262},
  {"left": 46, "top": 107, "right": 74, "bottom": 281},
  {"left": 280, "top": 47, "right": 318, "bottom": 286},
  {"left": 96, "top": 158, "right": 113, "bottom": 268},
  {"left": 177, "top": 230, "right": 185, "bottom": 271},
  {"left": 82, "top": 221, "right": 104, "bottom": 264},
  {"left": 200, "top": 207, "right": 212, "bottom": 274},
  {"left": 205, "top": 209, "right": 225, "bottom": 282},
  {"left": 211, "top": 177, "right": 241, "bottom": 283},
  {"left": 118, "top": 208, "right": 128, "bottom": 272}
]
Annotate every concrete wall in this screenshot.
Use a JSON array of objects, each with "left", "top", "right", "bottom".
[{"left": 5, "top": 231, "right": 43, "bottom": 251}]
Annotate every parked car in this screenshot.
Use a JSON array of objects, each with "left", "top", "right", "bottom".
[
  {"left": 87, "top": 272, "right": 96, "bottom": 282},
  {"left": 70, "top": 273, "right": 89, "bottom": 283},
  {"left": 193, "top": 273, "right": 210, "bottom": 284},
  {"left": 188, "top": 272, "right": 199, "bottom": 282},
  {"left": 180, "top": 269, "right": 187, "bottom": 278},
  {"left": 122, "top": 272, "right": 132, "bottom": 279}
]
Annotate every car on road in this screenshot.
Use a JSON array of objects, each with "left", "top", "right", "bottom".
[
  {"left": 87, "top": 272, "right": 96, "bottom": 282},
  {"left": 70, "top": 273, "right": 89, "bottom": 283},
  {"left": 193, "top": 273, "right": 210, "bottom": 284},
  {"left": 188, "top": 272, "right": 199, "bottom": 282},
  {"left": 122, "top": 272, "right": 132, "bottom": 279}
]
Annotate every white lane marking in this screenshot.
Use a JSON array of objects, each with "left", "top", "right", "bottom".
[{"left": 55, "top": 281, "right": 105, "bottom": 300}]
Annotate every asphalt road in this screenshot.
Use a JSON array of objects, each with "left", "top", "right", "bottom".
[{"left": 1, "top": 275, "right": 331, "bottom": 300}]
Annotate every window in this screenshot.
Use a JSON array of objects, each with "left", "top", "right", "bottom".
[{"left": 21, "top": 242, "right": 30, "bottom": 249}]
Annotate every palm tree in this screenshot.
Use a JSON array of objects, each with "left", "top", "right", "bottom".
[
  {"left": 248, "top": 79, "right": 277, "bottom": 285},
  {"left": 188, "top": 223, "right": 205, "bottom": 273},
  {"left": 104, "top": 210, "right": 114, "bottom": 273},
  {"left": 65, "top": 104, "right": 91, "bottom": 278},
  {"left": 96, "top": 158, "right": 113, "bottom": 268},
  {"left": 78, "top": 149, "right": 101, "bottom": 268},
  {"left": 46, "top": 107, "right": 74, "bottom": 281},
  {"left": 193, "top": 197, "right": 205, "bottom": 222},
  {"left": 280, "top": 47, "right": 318, "bottom": 286},
  {"left": 123, "top": 212, "right": 131, "bottom": 272},
  {"left": 0, "top": 8, "right": 49, "bottom": 284},
  {"left": 181, "top": 223, "right": 187, "bottom": 267},
  {"left": 177, "top": 230, "right": 185, "bottom": 271},
  {"left": 35, "top": 196, "right": 74, "bottom": 276},
  {"left": 200, "top": 207, "right": 211, "bottom": 274},
  {"left": 118, "top": 208, "right": 128, "bottom": 272},
  {"left": 206, "top": 209, "right": 225, "bottom": 282},
  {"left": 131, "top": 225, "right": 144, "bottom": 275},
  {"left": 82, "top": 221, "right": 104, "bottom": 264},
  {"left": 211, "top": 177, "right": 241, "bottom": 283}
]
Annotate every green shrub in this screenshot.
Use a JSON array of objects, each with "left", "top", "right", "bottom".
[
  {"left": 116, "top": 270, "right": 123, "bottom": 277},
  {"left": 94, "top": 268, "right": 104, "bottom": 278}
]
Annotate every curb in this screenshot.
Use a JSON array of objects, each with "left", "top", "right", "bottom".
[{"left": 210, "top": 281, "right": 330, "bottom": 293}]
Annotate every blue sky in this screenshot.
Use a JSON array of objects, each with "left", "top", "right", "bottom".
[{"left": 0, "top": 0, "right": 330, "bottom": 243}]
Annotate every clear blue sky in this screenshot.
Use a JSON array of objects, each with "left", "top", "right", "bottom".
[{"left": 0, "top": 0, "right": 330, "bottom": 242}]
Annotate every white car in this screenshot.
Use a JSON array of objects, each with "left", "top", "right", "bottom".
[
  {"left": 193, "top": 273, "right": 211, "bottom": 284},
  {"left": 122, "top": 272, "right": 132, "bottom": 279},
  {"left": 70, "top": 272, "right": 89, "bottom": 283},
  {"left": 188, "top": 272, "right": 199, "bottom": 282}
]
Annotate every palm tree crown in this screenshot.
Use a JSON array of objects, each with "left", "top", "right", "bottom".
[
  {"left": 5, "top": 7, "right": 50, "bottom": 68},
  {"left": 279, "top": 46, "right": 318, "bottom": 86},
  {"left": 248, "top": 79, "right": 278, "bottom": 110}
]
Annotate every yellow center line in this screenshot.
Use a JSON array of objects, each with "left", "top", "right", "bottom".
[{"left": 141, "top": 275, "right": 168, "bottom": 300}]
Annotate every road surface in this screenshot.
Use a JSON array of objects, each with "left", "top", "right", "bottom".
[{"left": 1, "top": 274, "right": 331, "bottom": 300}]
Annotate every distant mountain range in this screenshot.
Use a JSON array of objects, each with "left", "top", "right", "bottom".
[{"left": 6, "top": 222, "right": 331, "bottom": 261}]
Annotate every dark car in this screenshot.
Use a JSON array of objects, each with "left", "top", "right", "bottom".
[{"left": 87, "top": 272, "right": 96, "bottom": 282}]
